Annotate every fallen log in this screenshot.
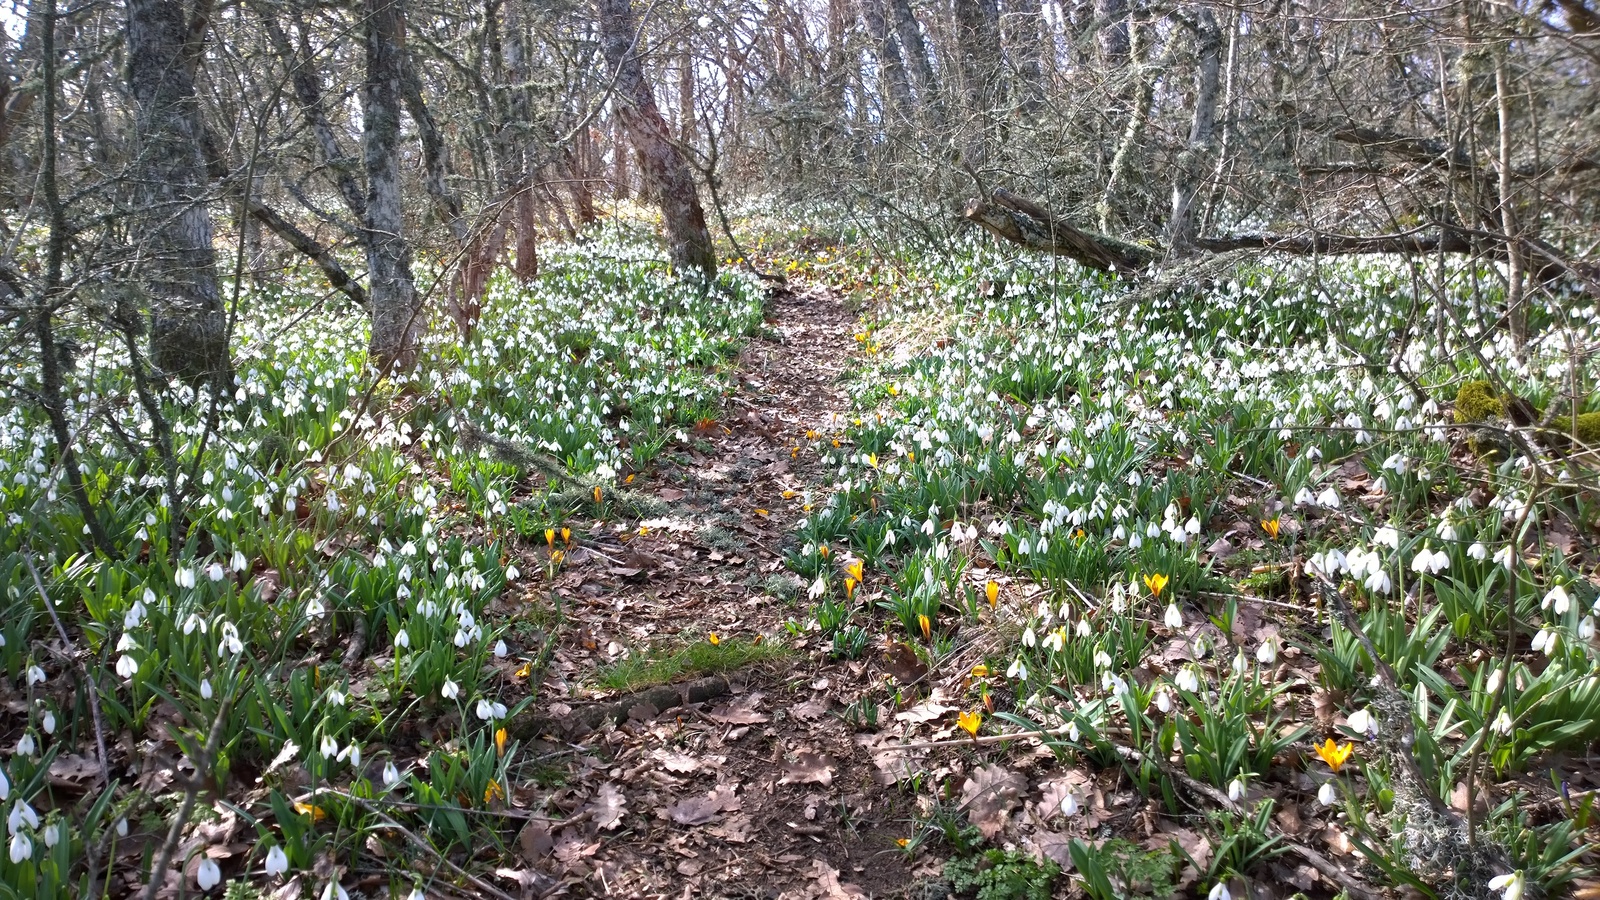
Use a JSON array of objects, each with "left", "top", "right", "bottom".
[
  {"left": 962, "top": 189, "right": 1155, "bottom": 275},
  {"left": 963, "top": 187, "right": 1597, "bottom": 294}
]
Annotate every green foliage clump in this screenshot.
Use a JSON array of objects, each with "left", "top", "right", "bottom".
[
  {"left": 1066, "top": 838, "right": 1182, "bottom": 900},
  {"left": 943, "top": 849, "right": 1060, "bottom": 900},
  {"left": 1453, "top": 380, "right": 1504, "bottom": 423}
]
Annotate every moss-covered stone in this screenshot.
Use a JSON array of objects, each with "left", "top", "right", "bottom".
[
  {"left": 1542, "top": 412, "right": 1600, "bottom": 449},
  {"left": 1453, "top": 380, "right": 1504, "bottom": 424}
]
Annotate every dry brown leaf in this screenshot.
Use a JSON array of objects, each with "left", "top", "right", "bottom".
[
  {"left": 778, "top": 751, "right": 836, "bottom": 787},
  {"left": 1029, "top": 831, "right": 1076, "bottom": 869},
  {"left": 961, "top": 765, "right": 1026, "bottom": 839},
  {"left": 652, "top": 749, "right": 700, "bottom": 773},
  {"left": 709, "top": 694, "right": 770, "bottom": 724},
  {"left": 587, "top": 782, "right": 627, "bottom": 830}
]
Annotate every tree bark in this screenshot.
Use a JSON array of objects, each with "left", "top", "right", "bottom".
[
  {"left": 1167, "top": 8, "right": 1222, "bottom": 251},
  {"left": 965, "top": 188, "right": 1157, "bottom": 273},
  {"left": 596, "top": 0, "right": 716, "bottom": 279},
  {"left": 861, "top": 0, "right": 914, "bottom": 117},
  {"left": 363, "top": 0, "right": 424, "bottom": 372},
  {"left": 886, "top": 0, "right": 944, "bottom": 126},
  {"left": 126, "top": 0, "right": 231, "bottom": 384}
]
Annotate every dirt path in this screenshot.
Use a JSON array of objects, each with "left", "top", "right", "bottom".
[{"left": 501, "top": 282, "right": 924, "bottom": 899}]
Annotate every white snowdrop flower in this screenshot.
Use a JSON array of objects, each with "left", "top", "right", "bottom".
[
  {"left": 1184, "top": 516, "right": 1200, "bottom": 535},
  {"left": 25, "top": 665, "right": 46, "bottom": 686},
  {"left": 10, "top": 799, "right": 39, "bottom": 832},
  {"left": 453, "top": 629, "right": 470, "bottom": 648},
  {"left": 1006, "top": 658, "right": 1028, "bottom": 680},
  {"left": 116, "top": 818, "right": 127, "bottom": 837},
  {"left": 218, "top": 623, "right": 243, "bottom": 655},
  {"left": 1488, "top": 871, "right": 1525, "bottom": 900},
  {"left": 1294, "top": 487, "right": 1316, "bottom": 507},
  {"left": 265, "top": 845, "right": 289, "bottom": 876},
  {"left": 494, "top": 639, "right": 508, "bottom": 658},
  {"left": 1580, "top": 616, "right": 1596, "bottom": 641},
  {"left": 338, "top": 744, "right": 361, "bottom": 768},
  {"left": 408, "top": 889, "right": 426, "bottom": 900},
  {"left": 200, "top": 679, "right": 213, "bottom": 700},
  {"left": 1364, "top": 568, "right": 1392, "bottom": 594},
  {"left": 116, "top": 654, "right": 139, "bottom": 679},
  {"left": 383, "top": 761, "right": 401, "bottom": 787},
  {"left": 1538, "top": 629, "right": 1559, "bottom": 656},
  {"left": 1468, "top": 542, "right": 1488, "bottom": 561},
  {"left": 327, "top": 688, "right": 345, "bottom": 707},
  {"left": 1491, "top": 709, "right": 1514, "bottom": 736},
  {"left": 1374, "top": 526, "right": 1400, "bottom": 549},
  {"left": 231, "top": 550, "right": 248, "bottom": 573},
  {"left": 124, "top": 600, "right": 147, "bottom": 629},
  {"left": 1485, "top": 667, "right": 1503, "bottom": 696},
  {"left": 176, "top": 567, "right": 196, "bottom": 589},
  {"left": 320, "top": 881, "right": 349, "bottom": 900},
  {"left": 1317, "top": 781, "right": 1337, "bottom": 806},
  {"left": 441, "top": 679, "right": 460, "bottom": 700},
  {"left": 1231, "top": 649, "right": 1247, "bottom": 675},
  {"left": 304, "top": 596, "right": 326, "bottom": 620},
  {"left": 475, "top": 699, "right": 508, "bottom": 721},
  {"left": 41, "top": 711, "right": 54, "bottom": 735},
  {"left": 505, "top": 564, "right": 520, "bottom": 581},
  {"left": 41, "top": 823, "right": 58, "bottom": 848},
  {"left": 1348, "top": 708, "right": 1375, "bottom": 737},
  {"left": 394, "top": 629, "right": 410, "bottom": 650},
  {"left": 1494, "top": 546, "right": 1517, "bottom": 570},
  {"left": 1067, "top": 721, "right": 1080, "bottom": 742},
  {"left": 182, "top": 613, "right": 207, "bottom": 635},
  {"left": 1543, "top": 585, "right": 1571, "bottom": 615},
  {"left": 1175, "top": 666, "right": 1201, "bottom": 693},
  {"left": 207, "top": 563, "right": 225, "bottom": 582},
  {"left": 1060, "top": 793, "right": 1079, "bottom": 816},
  {"left": 0, "top": 768, "right": 8, "bottom": 801},
  {"left": 1305, "top": 446, "right": 1323, "bottom": 461},
  {"left": 1154, "top": 690, "right": 1172, "bottom": 714},
  {"left": 1043, "top": 629, "right": 1064, "bottom": 653},
  {"left": 1381, "top": 453, "right": 1408, "bottom": 475},
  {"left": 1094, "top": 649, "right": 1113, "bottom": 669},
  {"left": 319, "top": 734, "right": 339, "bottom": 759},
  {"left": 1227, "top": 777, "right": 1246, "bottom": 801},
  {"left": 1164, "top": 604, "right": 1183, "bottom": 629},
  {"left": 1256, "top": 638, "right": 1278, "bottom": 666},
  {"left": 807, "top": 577, "right": 827, "bottom": 600},
  {"left": 9, "top": 831, "right": 31, "bottom": 864},
  {"left": 16, "top": 734, "right": 34, "bottom": 757}
]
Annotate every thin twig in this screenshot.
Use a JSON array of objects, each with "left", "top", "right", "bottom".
[{"left": 140, "top": 692, "right": 234, "bottom": 900}]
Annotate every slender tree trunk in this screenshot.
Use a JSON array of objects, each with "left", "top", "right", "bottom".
[
  {"left": 953, "top": 0, "right": 1004, "bottom": 164},
  {"left": 363, "top": 0, "right": 423, "bottom": 372},
  {"left": 861, "top": 0, "right": 914, "bottom": 118},
  {"left": 886, "top": 0, "right": 944, "bottom": 125},
  {"left": 1167, "top": 8, "right": 1221, "bottom": 251},
  {"left": 596, "top": 0, "right": 716, "bottom": 278},
  {"left": 126, "top": 0, "right": 231, "bottom": 384},
  {"left": 1005, "top": 0, "right": 1044, "bottom": 115}
]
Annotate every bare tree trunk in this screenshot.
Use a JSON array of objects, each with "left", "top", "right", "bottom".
[
  {"left": 1097, "top": 14, "right": 1155, "bottom": 231},
  {"left": 861, "top": 0, "right": 914, "bottom": 117},
  {"left": 363, "top": 0, "right": 423, "bottom": 372},
  {"left": 887, "top": 0, "right": 944, "bottom": 125},
  {"left": 1005, "top": 0, "right": 1045, "bottom": 115},
  {"left": 126, "top": 0, "right": 231, "bottom": 384},
  {"left": 1494, "top": 41, "right": 1527, "bottom": 349},
  {"left": 596, "top": 0, "right": 716, "bottom": 279},
  {"left": 953, "top": 0, "right": 1003, "bottom": 165},
  {"left": 1167, "top": 8, "right": 1222, "bottom": 251},
  {"left": 1094, "top": 0, "right": 1129, "bottom": 67}
]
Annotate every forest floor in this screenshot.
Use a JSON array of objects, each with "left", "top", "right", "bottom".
[{"left": 494, "top": 280, "right": 923, "bottom": 898}]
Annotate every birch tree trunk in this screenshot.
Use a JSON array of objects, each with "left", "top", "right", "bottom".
[
  {"left": 126, "top": 0, "right": 231, "bottom": 385},
  {"left": 363, "top": 0, "right": 424, "bottom": 372},
  {"left": 596, "top": 0, "right": 716, "bottom": 279}
]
